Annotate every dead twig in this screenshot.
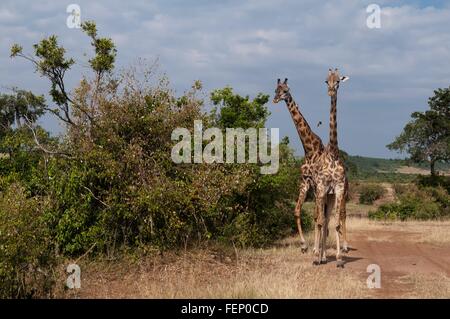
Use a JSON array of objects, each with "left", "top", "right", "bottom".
[
  {"left": 74, "top": 242, "right": 97, "bottom": 265},
  {"left": 82, "top": 185, "right": 110, "bottom": 208},
  {"left": 23, "top": 115, "right": 73, "bottom": 159}
]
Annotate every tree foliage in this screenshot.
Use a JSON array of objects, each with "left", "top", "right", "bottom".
[
  {"left": 0, "top": 89, "right": 52, "bottom": 186},
  {"left": 210, "top": 87, "right": 269, "bottom": 129},
  {"left": 11, "top": 21, "right": 116, "bottom": 127},
  {"left": 388, "top": 87, "right": 450, "bottom": 175},
  {"left": 2, "top": 21, "right": 309, "bottom": 297}
]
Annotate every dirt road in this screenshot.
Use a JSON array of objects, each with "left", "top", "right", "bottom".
[
  {"left": 69, "top": 219, "right": 450, "bottom": 299},
  {"left": 334, "top": 228, "right": 450, "bottom": 298}
]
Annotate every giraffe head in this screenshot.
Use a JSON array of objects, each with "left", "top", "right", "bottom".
[
  {"left": 273, "top": 78, "right": 290, "bottom": 103},
  {"left": 325, "top": 68, "right": 349, "bottom": 97}
]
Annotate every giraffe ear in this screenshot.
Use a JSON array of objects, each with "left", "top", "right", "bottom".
[{"left": 340, "top": 76, "right": 349, "bottom": 82}]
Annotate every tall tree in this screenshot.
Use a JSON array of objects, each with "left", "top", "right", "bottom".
[
  {"left": 210, "top": 87, "right": 269, "bottom": 129},
  {"left": 10, "top": 21, "right": 116, "bottom": 128},
  {"left": 0, "top": 89, "right": 45, "bottom": 131},
  {"left": 387, "top": 87, "right": 450, "bottom": 175},
  {"left": 0, "top": 89, "right": 51, "bottom": 181}
]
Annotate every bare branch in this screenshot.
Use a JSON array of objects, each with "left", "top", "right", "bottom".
[
  {"left": 23, "top": 115, "right": 74, "bottom": 159},
  {"left": 82, "top": 185, "right": 110, "bottom": 207}
]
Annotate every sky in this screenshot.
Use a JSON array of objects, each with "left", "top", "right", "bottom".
[{"left": 1, "top": 0, "right": 449, "bottom": 158}]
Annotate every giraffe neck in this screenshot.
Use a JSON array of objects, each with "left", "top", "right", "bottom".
[
  {"left": 329, "top": 93, "right": 339, "bottom": 155},
  {"left": 284, "top": 93, "right": 323, "bottom": 157}
]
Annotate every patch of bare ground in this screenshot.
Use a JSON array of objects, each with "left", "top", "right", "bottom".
[
  {"left": 344, "top": 218, "right": 450, "bottom": 298},
  {"left": 397, "top": 273, "right": 450, "bottom": 298},
  {"left": 346, "top": 202, "right": 375, "bottom": 217},
  {"left": 58, "top": 217, "right": 450, "bottom": 299},
  {"left": 374, "top": 182, "right": 396, "bottom": 205},
  {"left": 396, "top": 166, "right": 450, "bottom": 176},
  {"left": 348, "top": 218, "right": 450, "bottom": 246}
]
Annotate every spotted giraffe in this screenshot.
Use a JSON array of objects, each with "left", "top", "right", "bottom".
[
  {"left": 273, "top": 76, "right": 350, "bottom": 267},
  {"left": 312, "top": 68, "right": 350, "bottom": 267},
  {"left": 273, "top": 78, "right": 324, "bottom": 253}
]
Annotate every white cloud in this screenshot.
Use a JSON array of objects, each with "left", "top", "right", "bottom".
[
  {"left": 0, "top": 0, "right": 449, "bottom": 157},
  {"left": 0, "top": 8, "right": 18, "bottom": 22}
]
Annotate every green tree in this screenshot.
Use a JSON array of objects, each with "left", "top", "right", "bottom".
[
  {"left": 388, "top": 87, "right": 450, "bottom": 176},
  {"left": 0, "top": 89, "right": 45, "bottom": 132},
  {"left": 10, "top": 21, "right": 116, "bottom": 128},
  {"left": 210, "top": 87, "right": 269, "bottom": 129},
  {"left": 209, "top": 89, "right": 305, "bottom": 246},
  {"left": 0, "top": 89, "right": 52, "bottom": 184}
]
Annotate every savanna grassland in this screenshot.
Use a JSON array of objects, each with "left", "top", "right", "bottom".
[
  {"left": 1, "top": 21, "right": 449, "bottom": 299},
  {"left": 58, "top": 177, "right": 450, "bottom": 299}
]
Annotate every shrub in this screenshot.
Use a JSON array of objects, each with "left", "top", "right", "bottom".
[
  {"left": 37, "top": 68, "right": 305, "bottom": 255},
  {"left": 3, "top": 21, "right": 313, "bottom": 297},
  {"left": 347, "top": 181, "right": 361, "bottom": 201},
  {"left": 359, "top": 184, "right": 385, "bottom": 205},
  {"left": 369, "top": 185, "right": 449, "bottom": 221},
  {"left": 6, "top": 21, "right": 309, "bottom": 268},
  {"left": 0, "top": 183, "right": 56, "bottom": 298},
  {"left": 392, "top": 183, "right": 414, "bottom": 197},
  {"left": 416, "top": 175, "right": 450, "bottom": 193},
  {"left": 219, "top": 157, "right": 308, "bottom": 247}
]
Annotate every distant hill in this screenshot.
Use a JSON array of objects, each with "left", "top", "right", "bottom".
[{"left": 348, "top": 155, "right": 450, "bottom": 175}]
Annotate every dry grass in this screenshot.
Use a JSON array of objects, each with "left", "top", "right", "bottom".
[
  {"left": 346, "top": 202, "right": 374, "bottom": 217},
  {"left": 57, "top": 215, "right": 450, "bottom": 299},
  {"left": 347, "top": 218, "right": 450, "bottom": 245},
  {"left": 397, "top": 273, "right": 450, "bottom": 298},
  {"left": 396, "top": 166, "right": 450, "bottom": 176},
  {"left": 65, "top": 244, "right": 368, "bottom": 299}
]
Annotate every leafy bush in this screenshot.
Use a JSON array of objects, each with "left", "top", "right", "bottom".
[
  {"left": 416, "top": 175, "right": 450, "bottom": 193},
  {"left": 369, "top": 185, "right": 449, "bottom": 221},
  {"left": 358, "top": 184, "right": 386, "bottom": 204},
  {"left": 33, "top": 69, "right": 306, "bottom": 255},
  {"left": 2, "top": 22, "right": 311, "bottom": 302},
  {"left": 0, "top": 183, "right": 56, "bottom": 298},
  {"left": 219, "top": 150, "right": 306, "bottom": 247},
  {"left": 392, "top": 183, "right": 414, "bottom": 197}
]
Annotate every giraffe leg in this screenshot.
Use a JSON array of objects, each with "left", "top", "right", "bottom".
[
  {"left": 312, "top": 222, "right": 319, "bottom": 256},
  {"left": 340, "top": 219, "right": 349, "bottom": 254},
  {"left": 320, "top": 214, "right": 328, "bottom": 264},
  {"left": 295, "top": 181, "right": 309, "bottom": 253},
  {"left": 313, "top": 189, "right": 326, "bottom": 266},
  {"left": 312, "top": 200, "right": 321, "bottom": 257},
  {"left": 340, "top": 202, "right": 349, "bottom": 254},
  {"left": 313, "top": 223, "right": 322, "bottom": 266},
  {"left": 321, "top": 194, "right": 334, "bottom": 264},
  {"left": 341, "top": 179, "right": 349, "bottom": 253},
  {"left": 334, "top": 185, "right": 346, "bottom": 268}
]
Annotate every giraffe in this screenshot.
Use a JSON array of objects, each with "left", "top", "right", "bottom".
[
  {"left": 324, "top": 67, "right": 349, "bottom": 255},
  {"left": 273, "top": 78, "right": 324, "bottom": 253},
  {"left": 305, "top": 68, "right": 351, "bottom": 267}
]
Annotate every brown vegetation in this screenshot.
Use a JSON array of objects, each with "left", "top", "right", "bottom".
[{"left": 57, "top": 216, "right": 450, "bottom": 299}]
